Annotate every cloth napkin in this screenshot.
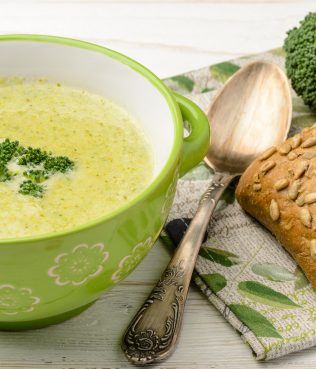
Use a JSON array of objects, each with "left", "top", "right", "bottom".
[{"left": 160, "top": 48, "right": 316, "bottom": 361}]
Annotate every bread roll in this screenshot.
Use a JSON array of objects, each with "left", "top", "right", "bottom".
[{"left": 236, "top": 125, "right": 316, "bottom": 288}]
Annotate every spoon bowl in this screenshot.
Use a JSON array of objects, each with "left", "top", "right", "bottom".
[{"left": 205, "top": 61, "right": 292, "bottom": 173}]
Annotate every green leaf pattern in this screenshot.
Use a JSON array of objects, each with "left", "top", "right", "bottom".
[
  {"left": 199, "top": 247, "right": 240, "bottom": 267},
  {"left": 229, "top": 304, "right": 282, "bottom": 338},
  {"left": 201, "top": 273, "right": 227, "bottom": 293},
  {"left": 252, "top": 263, "right": 295, "bottom": 282},
  {"left": 210, "top": 62, "right": 241, "bottom": 83},
  {"left": 170, "top": 75, "right": 195, "bottom": 92},
  {"left": 238, "top": 281, "right": 301, "bottom": 309}
]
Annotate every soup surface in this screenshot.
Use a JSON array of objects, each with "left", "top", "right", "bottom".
[{"left": 0, "top": 78, "right": 153, "bottom": 238}]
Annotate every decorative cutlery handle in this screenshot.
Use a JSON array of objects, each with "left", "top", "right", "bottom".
[
  {"left": 122, "top": 172, "right": 234, "bottom": 365},
  {"left": 122, "top": 259, "right": 185, "bottom": 365}
]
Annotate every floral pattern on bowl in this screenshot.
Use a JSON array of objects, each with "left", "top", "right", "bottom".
[
  {"left": 48, "top": 243, "right": 109, "bottom": 286},
  {"left": 0, "top": 285, "right": 40, "bottom": 315},
  {"left": 111, "top": 237, "right": 153, "bottom": 283}
]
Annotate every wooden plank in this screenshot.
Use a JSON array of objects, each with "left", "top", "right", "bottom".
[{"left": 0, "top": 1, "right": 315, "bottom": 77}]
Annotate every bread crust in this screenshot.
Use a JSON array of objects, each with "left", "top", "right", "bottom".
[{"left": 236, "top": 125, "right": 316, "bottom": 288}]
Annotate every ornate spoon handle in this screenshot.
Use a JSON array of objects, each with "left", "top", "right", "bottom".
[{"left": 121, "top": 172, "right": 235, "bottom": 365}]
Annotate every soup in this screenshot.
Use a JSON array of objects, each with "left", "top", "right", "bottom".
[{"left": 0, "top": 78, "right": 153, "bottom": 238}]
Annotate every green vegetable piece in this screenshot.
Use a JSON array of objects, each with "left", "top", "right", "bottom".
[
  {"left": 18, "top": 147, "right": 48, "bottom": 166},
  {"left": 0, "top": 138, "right": 75, "bottom": 197},
  {"left": 0, "top": 138, "right": 21, "bottom": 163},
  {"left": 171, "top": 75, "right": 195, "bottom": 92},
  {"left": 251, "top": 263, "right": 295, "bottom": 282},
  {"left": 201, "top": 273, "right": 227, "bottom": 293},
  {"left": 23, "top": 169, "right": 49, "bottom": 183},
  {"left": 210, "top": 62, "right": 240, "bottom": 83},
  {"left": 44, "top": 155, "right": 74, "bottom": 173},
  {"left": 238, "top": 281, "right": 301, "bottom": 309},
  {"left": 199, "top": 246, "right": 240, "bottom": 267},
  {"left": 0, "top": 162, "right": 11, "bottom": 182},
  {"left": 19, "top": 180, "right": 44, "bottom": 198},
  {"left": 284, "top": 12, "right": 316, "bottom": 110},
  {"left": 229, "top": 304, "right": 282, "bottom": 338}
]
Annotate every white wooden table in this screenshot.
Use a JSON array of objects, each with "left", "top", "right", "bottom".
[{"left": 1, "top": 1, "right": 316, "bottom": 368}]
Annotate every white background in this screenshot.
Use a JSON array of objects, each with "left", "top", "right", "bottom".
[{"left": 1, "top": 1, "right": 316, "bottom": 368}]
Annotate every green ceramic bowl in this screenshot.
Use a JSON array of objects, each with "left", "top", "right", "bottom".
[{"left": 0, "top": 34, "right": 210, "bottom": 330}]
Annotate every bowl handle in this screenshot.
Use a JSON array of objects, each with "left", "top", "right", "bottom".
[{"left": 173, "top": 92, "right": 210, "bottom": 177}]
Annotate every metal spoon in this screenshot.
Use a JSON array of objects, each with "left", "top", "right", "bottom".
[{"left": 122, "top": 61, "right": 292, "bottom": 365}]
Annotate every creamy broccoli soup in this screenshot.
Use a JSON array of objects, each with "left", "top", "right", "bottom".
[{"left": 0, "top": 78, "right": 153, "bottom": 238}]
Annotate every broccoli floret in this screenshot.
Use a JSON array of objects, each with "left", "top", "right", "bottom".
[
  {"left": 0, "top": 162, "right": 12, "bottom": 182},
  {"left": 0, "top": 138, "right": 75, "bottom": 197},
  {"left": 18, "top": 180, "right": 44, "bottom": 198},
  {"left": 23, "top": 169, "right": 49, "bottom": 183},
  {"left": 0, "top": 138, "right": 21, "bottom": 163},
  {"left": 284, "top": 13, "right": 316, "bottom": 110},
  {"left": 44, "top": 156, "right": 74, "bottom": 173},
  {"left": 18, "top": 147, "right": 48, "bottom": 166}
]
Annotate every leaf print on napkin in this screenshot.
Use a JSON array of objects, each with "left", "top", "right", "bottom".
[
  {"left": 171, "top": 75, "right": 195, "bottom": 92},
  {"left": 210, "top": 62, "right": 240, "bottom": 83},
  {"left": 201, "top": 87, "right": 215, "bottom": 93},
  {"left": 201, "top": 273, "right": 227, "bottom": 293},
  {"left": 229, "top": 304, "right": 282, "bottom": 339},
  {"left": 199, "top": 247, "right": 240, "bottom": 267},
  {"left": 251, "top": 263, "right": 295, "bottom": 282},
  {"left": 238, "top": 281, "right": 301, "bottom": 309},
  {"left": 294, "top": 267, "right": 310, "bottom": 290}
]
